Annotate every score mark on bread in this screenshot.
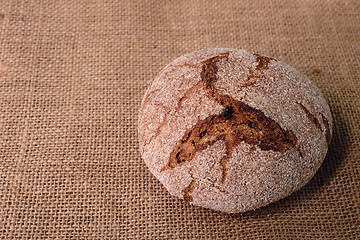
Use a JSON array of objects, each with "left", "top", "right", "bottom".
[{"left": 163, "top": 53, "right": 301, "bottom": 187}]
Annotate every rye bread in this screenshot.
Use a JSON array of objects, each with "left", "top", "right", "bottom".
[{"left": 138, "top": 48, "right": 332, "bottom": 213}]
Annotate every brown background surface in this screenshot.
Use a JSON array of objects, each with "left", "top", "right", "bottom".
[{"left": 0, "top": 0, "right": 359, "bottom": 239}]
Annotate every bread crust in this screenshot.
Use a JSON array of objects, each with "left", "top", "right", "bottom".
[{"left": 138, "top": 48, "right": 332, "bottom": 213}]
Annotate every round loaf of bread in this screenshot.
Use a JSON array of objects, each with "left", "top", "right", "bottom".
[{"left": 138, "top": 48, "right": 332, "bottom": 213}]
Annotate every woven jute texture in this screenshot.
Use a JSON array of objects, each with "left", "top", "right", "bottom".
[{"left": 0, "top": 1, "right": 359, "bottom": 239}]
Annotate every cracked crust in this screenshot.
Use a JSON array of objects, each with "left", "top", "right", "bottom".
[
  {"left": 138, "top": 48, "right": 333, "bottom": 213},
  {"left": 298, "top": 102, "right": 323, "bottom": 131},
  {"left": 164, "top": 53, "right": 301, "bottom": 186}
]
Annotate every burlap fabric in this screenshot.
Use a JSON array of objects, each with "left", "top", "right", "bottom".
[{"left": 0, "top": 1, "right": 359, "bottom": 239}]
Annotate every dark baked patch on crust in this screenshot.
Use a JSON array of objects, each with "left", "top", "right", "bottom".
[
  {"left": 254, "top": 53, "right": 275, "bottom": 70},
  {"left": 297, "top": 102, "right": 331, "bottom": 145},
  {"left": 321, "top": 114, "right": 331, "bottom": 145},
  {"left": 164, "top": 52, "right": 300, "bottom": 184},
  {"left": 298, "top": 102, "right": 322, "bottom": 130},
  {"left": 245, "top": 53, "right": 276, "bottom": 85},
  {"left": 182, "top": 180, "right": 196, "bottom": 202}
]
